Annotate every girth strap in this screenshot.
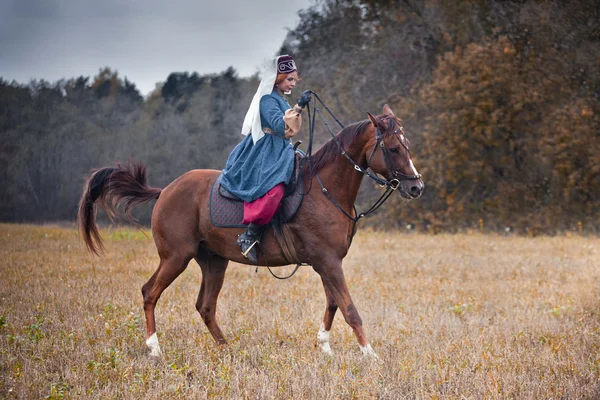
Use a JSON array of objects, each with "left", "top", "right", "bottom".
[{"left": 272, "top": 218, "right": 300, "bottom": 265}]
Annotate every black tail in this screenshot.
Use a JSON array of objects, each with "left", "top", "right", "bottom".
[{"left": 77, "top": 162, "right": 162, "bottom": 255}]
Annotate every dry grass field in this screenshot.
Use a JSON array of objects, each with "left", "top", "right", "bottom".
[{"left": 0, "top": 223, "right": 599, "bottom": 399}]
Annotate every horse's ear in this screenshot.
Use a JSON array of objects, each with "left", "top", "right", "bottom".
[
  {"left": 367, "top": 112, "right": 378, "bottom": 127},
  {"left": 383, "top": 104, "right": 395, "bottom": 116}
]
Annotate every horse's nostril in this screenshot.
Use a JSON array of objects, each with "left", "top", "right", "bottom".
[{"left": 410, "top": 185, "right": 421, "bottom": 196}]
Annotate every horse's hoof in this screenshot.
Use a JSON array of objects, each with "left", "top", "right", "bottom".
[
  {"left": 317, "top": 323, "right": 333, "bottom": 355},
  {"left": 148, "top": 347, "right": 162, "bottom": 357},
  {"left": 320, "top": 342, "right": 333, "bottom": 355},
  {"left": 360, "top": 343, "right": 378, "bottom": 358},
  {"left": 146, "top": 332, "right": 162, "bottom": 357}
]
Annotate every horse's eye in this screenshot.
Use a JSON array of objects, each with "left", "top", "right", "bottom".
[{"left": 390, "top": 147, "right": 400, "bottom": 154}]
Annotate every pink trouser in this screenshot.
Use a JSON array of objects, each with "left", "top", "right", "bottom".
[{"left": 242, "top": 184, "right": 285, "bottom": 225}]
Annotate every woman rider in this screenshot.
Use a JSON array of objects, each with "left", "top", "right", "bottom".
[{"left": 220, "top": 55, "right": 311, "bottom": 263}]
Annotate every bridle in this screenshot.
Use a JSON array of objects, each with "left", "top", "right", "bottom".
[
  {"left": 303, "top": 91, "right": 421, "bottom": 224},
  {"left": 263, "top": 92, "right": 422, "bottom": 279},
  {"left": 366, "top": 117, "right": 422, "bottom": 191}
]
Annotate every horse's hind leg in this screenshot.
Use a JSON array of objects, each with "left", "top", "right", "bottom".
[
  {"left": 317, "top": 281, "right": 337, "bottom": 355},
  {"left": 141, "top": 254, "right": 192, "bottom": 356},
  {"left": 195, "top": 252, "right": 229, "bottom": 345}
]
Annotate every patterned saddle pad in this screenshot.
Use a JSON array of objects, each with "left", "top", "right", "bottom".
[{"left": 209, "top": 165, "right": 305, "bottom": 228}]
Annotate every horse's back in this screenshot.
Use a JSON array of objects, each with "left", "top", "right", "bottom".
[
  {"left": 151, "top": 169, "right": 220, "bottom": 250},
  {"left": 159, "top": 169, "right": 220, "bottom": 199}
]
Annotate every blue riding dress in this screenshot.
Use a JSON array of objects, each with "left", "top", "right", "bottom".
[{"left": 221, "top": 91, "right": 295, "bottom": 202}]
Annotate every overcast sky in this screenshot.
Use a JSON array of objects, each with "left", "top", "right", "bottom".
[{"left": 0, "top": 0, "right": 314, "bottom": 95}]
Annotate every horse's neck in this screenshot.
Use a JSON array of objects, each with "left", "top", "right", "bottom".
[{"left": 314, "top": 142, "right": 368, "bottom": 210}]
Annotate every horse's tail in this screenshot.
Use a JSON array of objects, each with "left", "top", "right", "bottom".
[{"left": 77, "top": 162, "right": 162, "bottom": 255}]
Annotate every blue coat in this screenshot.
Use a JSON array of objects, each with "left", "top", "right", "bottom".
[{"left": 220, "top": 91, "right": 295, "bottom": 202}]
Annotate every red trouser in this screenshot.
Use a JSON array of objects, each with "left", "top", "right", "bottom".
[{"left": 242, "top": 184, "right": 285, "bottom": 225}]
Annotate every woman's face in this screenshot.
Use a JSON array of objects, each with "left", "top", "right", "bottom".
[{"left": 278, "top": 71, "right": 299, "bottom": 95}]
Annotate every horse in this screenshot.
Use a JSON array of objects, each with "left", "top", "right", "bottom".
[{"left": 78, "top": 104, "right": 424, "bottom": 357}]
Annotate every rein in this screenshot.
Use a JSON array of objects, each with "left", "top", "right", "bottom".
[
  {"left": 262, "top": 92, "right": 417, "bottom": 280},
  {"left": 304, "top": 91, "right": 418, "bottom": 225}
]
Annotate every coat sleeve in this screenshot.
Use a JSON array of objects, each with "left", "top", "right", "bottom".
[
  {"left": 283, "top": 106, "right": 302, "bottom": 138},
  {"left": 260, "top": 96, "right": 286, "bottom": 137}
]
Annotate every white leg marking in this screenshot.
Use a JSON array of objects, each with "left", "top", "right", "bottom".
[
  {"left": 360, "top": 343, "right": 379, "bottom": 358},
  {"left": 146, "top": 332, "right": 162, "bottom": 357},
  {"left": 317, "top": 323, "right": 333, "bottom": 355}
]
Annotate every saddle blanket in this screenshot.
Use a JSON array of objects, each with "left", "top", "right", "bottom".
[{"left": 209, "top": 173, "right": 304, "bottom": 228}]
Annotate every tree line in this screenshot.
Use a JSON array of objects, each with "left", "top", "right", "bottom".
[
  {"left": 283, "top": 0, "right": 599, "bottom": 234},
  {"left": 1, "top": 0, "right": 598, "bottom": 234},
  {"left": 0, "top": 67, "right": 255, "bottom": 223}
]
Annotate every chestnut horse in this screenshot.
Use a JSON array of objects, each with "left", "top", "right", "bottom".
[{"left": 78, "top": 104, "right": 424, "bottom": 357}]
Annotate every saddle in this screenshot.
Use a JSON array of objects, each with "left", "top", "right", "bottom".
[
  {"left": 209, "top": 151, "right": 305, "bottom": 229},
  {"left": 217, "top": 170, "right": 300, "bottom": 201}
]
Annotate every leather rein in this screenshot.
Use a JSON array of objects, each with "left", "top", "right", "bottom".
[
  {"left": 263, "top": 92, "right": 420, "bottom": 279},
  {"left": 303, "top": 91, "right": 420, "bottom": 224}
]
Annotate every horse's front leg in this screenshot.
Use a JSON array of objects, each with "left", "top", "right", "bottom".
[
  {"left": 312, "top": 258, "right": 378, "bottom": 357},
  {"left": 317, "top": 281, "right": 337, "bottom": 355}
]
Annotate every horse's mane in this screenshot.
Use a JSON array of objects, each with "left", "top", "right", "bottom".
[{"left": 307, "top": 119, "right": 372, "bottom": 176}]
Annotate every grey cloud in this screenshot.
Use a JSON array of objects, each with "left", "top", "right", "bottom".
[
  {"left": 0, "top": 0, "right": 313, "bottom": 93},
  {"left": 5, "top": 0, "right": 60, "bottom": 19}
]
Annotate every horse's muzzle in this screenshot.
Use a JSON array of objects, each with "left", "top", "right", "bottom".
[{"left": 399, "top": 178, "right": 424, "bottom": 199}]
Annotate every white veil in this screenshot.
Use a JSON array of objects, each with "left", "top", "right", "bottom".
[{"left": 241, "top": 56, "right": 279, "bottom": 144}]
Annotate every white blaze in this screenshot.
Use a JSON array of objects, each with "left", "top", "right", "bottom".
[
  {"left": 400, "top": 133, "right": 419, "bottom": 176},
  {"left": 408, "top": 159, "right": 419, "bottom": 176}
]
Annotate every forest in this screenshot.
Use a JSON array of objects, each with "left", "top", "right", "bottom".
[{"left": 1, "top": 0, "right": 598, "bottom": 234}]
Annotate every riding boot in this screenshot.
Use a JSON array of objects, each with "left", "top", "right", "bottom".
[{"left": 237, "top": 223, "right": 264, "bottom": 264}]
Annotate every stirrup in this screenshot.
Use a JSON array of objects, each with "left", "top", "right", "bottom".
[{"left": 241, "top": 240, "right": 259, "bottom": 258}]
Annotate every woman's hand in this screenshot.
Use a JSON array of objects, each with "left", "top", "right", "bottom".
[{"left": 296, "top": 90, "right": 312, "bottom": 108}]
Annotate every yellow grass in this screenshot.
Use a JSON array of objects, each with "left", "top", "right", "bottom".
[{"left": 0, "top": 223, "right": 599, "bottom": 399}]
